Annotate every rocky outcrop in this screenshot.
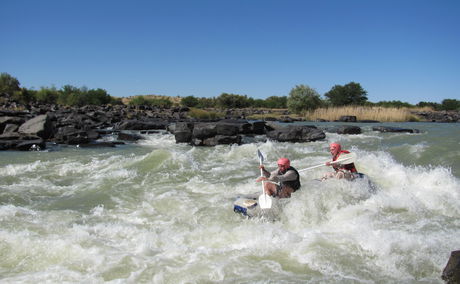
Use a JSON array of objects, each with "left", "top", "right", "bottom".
[
  {"left": 0, "top": 102, "right": 191, "bottom": 150},
  {"left": 412, "top": 110, "right": 459, "bottom": 122},
  {"left": 170, "top": 119, "right": 326, "bottom": 145}
]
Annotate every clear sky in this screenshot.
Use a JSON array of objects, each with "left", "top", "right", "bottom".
[{"left": 2, "top": 0, "right": 459, "bottom": 104}]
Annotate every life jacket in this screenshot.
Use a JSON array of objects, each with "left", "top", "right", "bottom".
[
  {"left": 279, "top": 166, "right": 301, "bottom": 191},
  {"left": 332, "top": 150, "right": 357, "bottom": 173}
]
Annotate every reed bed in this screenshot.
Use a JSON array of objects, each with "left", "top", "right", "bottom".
[{"left": 305, "top": 106, "right": 427, "bottom": 122}]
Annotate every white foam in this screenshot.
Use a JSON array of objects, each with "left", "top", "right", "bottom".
[{"left": 1, "top": 130, "right": 460, "bottom": 282}]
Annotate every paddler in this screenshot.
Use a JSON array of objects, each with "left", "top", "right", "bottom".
[
  {"left": 256, "top": 157, "right": 300, "bottom": 198},
  {"left": 322, "top": 142, "right": 358, "bottom": 180}
]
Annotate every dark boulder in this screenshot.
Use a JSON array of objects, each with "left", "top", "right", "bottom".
[
  {"left": 0, "top": 133, "right": 45, "bottom": 151},
  {"left": 192, "top": 123, "right": 217, "bottom": 139},
  {"left": 117, "top": 132, "right": 144, "bottom": 141},
  {"left": 196, "top": 135, "right": 242, "bottom": 146},
  {"left": 338, "top": 115, "right": 357, "bottom": 122},
  {"left": 267, "top": 125, "right": 325, "bottom": 142},
  {"left": 217, "top": 119, "right": 253, "bottom": 134},
  {"left": 54, "top": 126, "right": 89, "bottom": 144},
  {"left": 372, "top": 126, "right": 421, "bottom": 133},
  {"left": 442, "top": 250, "right": 460, "bottom": 284},
  {"left": 2, "top": 124, "right": 19, "bottom": 134},
  {"left": 78, "top": 142, "right": 120, "bottom": 148},
  {"left": 115, "top": 120, "right": 167, "bottom": 130},
  {"left": 0, "top": 116, "right": 25, "bottom": 133},
  {"left": 173, "top": 122, "right": 194, "bottom": 143},
  {"left": 325, "top": 125, "right": 362, "bottom": 135},
  {"left": 340, "top": 125, "right": 361, "bottom": 134},
  {"left": 15, "top": 139, "right": 46, "bottom": 151},
  {"left": 18, "top": 114, "right": 54, "bottom": 139}
]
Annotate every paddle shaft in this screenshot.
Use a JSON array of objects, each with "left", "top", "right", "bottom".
[{"left": 298, "top": 154, "right": 355, "bottom": 173}]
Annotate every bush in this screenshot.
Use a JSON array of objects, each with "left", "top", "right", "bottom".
[
  {"left": 196, "top": 97, "right": 216, "bottom": 108},
  {"left": 35, "top": 87, "right": 59, "bottom": 104},
  {"left": 181, "top": 96, "right": 199, "bottom": 107},
  {"left": 129, "top": 96, "right": 173, "bottom": 108},
  {"left": 216, "top": 93, "right": 250, "bottom": 109}
]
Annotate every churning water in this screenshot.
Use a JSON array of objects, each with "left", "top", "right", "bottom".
[{"left": 1, "top": 122, "right": 459, "bottom": 283}]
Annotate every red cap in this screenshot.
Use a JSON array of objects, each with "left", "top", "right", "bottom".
[{"left": 277, "top": 157, "right": 290, "bottom": 167}]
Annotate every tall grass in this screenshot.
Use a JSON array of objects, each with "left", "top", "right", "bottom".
[
  {"left": 188, "top": 108, "right": 223, "bottom": 120},
  {"left": 305, "top": 106, "right": 430, "bottom": 122}
]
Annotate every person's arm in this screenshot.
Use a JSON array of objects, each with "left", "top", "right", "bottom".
[
  {"left": 260, "top": 165, "right": 270, "bottom": 178},
  {"left": 270, "top": 169, "right": 297, "bottom": 183},
  {"left": 256, "top": 165, "right": 271, "bottom": 182}
]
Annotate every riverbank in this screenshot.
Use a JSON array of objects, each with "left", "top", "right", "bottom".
[{"left": 1, "top": 99, "right": 458, "bottom": 151}]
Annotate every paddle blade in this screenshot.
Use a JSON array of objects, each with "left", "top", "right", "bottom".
[
  {"left": 257, "top": 149, "right": 264, "bottom": 164},
  {"left": 258, "top": 193, "right": 272, "bottom": 209}
]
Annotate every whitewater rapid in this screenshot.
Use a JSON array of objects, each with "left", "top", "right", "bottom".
[{"left": 1, "top": 122, "right": 459, "bottom": 283}]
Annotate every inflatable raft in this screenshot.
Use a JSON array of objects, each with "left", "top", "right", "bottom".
[
  {"left": 233, "top": 194, "right": 260, "bottom": 217},
  {"left": 233, "top": 193, "right": 279, "bottom": 219}
]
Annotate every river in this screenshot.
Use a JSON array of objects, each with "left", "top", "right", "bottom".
[{"left": 1, "top": 122, "right": 459, "bottom": 283}]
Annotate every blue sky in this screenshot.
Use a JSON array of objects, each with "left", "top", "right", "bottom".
[{"left": 2, "top": 0, "right": 459, "bottom": 104}]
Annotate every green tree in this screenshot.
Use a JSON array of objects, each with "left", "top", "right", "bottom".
[
  {"left": 86, "top": 88, "right": 111, "bottom": 105},
  {"left": 265, "top": 96, "right": 287, "bottom": 108},
  {"left": 58, "top": 85, "right": 81, "bottom": 105},
  {"left": 150, "top": 98, "right": 172, "bottom": 108},
  {"left": 441, "top": 99, "right": 460, "bottom": 111},
  {"left": 0, "top": 73, "right": 21, "bottom": 94},
  {"left": 324, "top": 82, "right": 368, "bottom": 106},
  {"left": 287, "top": 85, "right": 322, "bottom": 114},
  {"left": 12, "top": 88, "right": 36, "bottom": 104}
]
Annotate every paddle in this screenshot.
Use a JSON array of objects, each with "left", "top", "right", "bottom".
[
  {"left": 257, "top": 150, "right": 272, "bottom": 209},
  {"left": 298, "top": 152, "right": 357, "bottom": 173}
]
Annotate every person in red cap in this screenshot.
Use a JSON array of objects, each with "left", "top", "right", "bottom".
[
  {"left": 256, "top": 157, "right": 301, "bottom": 198},
  {"left": 323, "top": 142, "right": 358, "bottom": 180}
]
